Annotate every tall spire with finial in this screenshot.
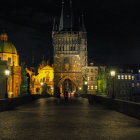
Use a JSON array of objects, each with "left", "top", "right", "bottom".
[
  {"left": 52, "top": 17, "right": 56, "bottom": 32},
  {"left": 79, "top": 13, "right": 86, "bottom": 33},
  {"left": 59, "top": 0, "right": 73, "bottom": 32}
]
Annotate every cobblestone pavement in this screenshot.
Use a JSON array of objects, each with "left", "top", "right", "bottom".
[{"left": 0, "top": 97, "right": 140, "bottom": 140}]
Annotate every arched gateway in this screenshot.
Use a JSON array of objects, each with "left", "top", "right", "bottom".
[
  {"left": 58, "top": 76, "right": 78, "bottom": 94},
  {"left": 52, "top": 0, "right": 88, "bottom": 95}
]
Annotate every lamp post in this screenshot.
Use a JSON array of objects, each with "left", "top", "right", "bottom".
[
  {"left": 83, "top": 80, "right": 88, "bottom": 94},
  {"left": 110, "top": 70, "right": 116, "bottom": 99},
  {"left": 40, "top": 82, "right": 44, "bottom": 94},
  {"left": 5, "top": 70, "right": 10, "bottom": 98}
]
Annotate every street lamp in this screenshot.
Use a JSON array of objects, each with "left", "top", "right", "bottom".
[
  {"left": 5, "top": 69, "right": 10, "bottom": 98},
  {"left": 84, "top": 81, "right": 88, "bottom": 85},
  {"left": 40, "top": 82, "right": 44, "bottom": 86},
  {"left": 110, "top": 70, "right": 116, "bottom": 99}
]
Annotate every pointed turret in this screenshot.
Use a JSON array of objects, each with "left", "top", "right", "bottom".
[
  {"left": 59, "top": 0, "right": 73, "bottom": 32},
  {"left": 79, "top": 14, "right": 86, "bottom": 33},
  {"left": 52, "top": 18, "right": 56, "bottom": 32},
  {"left": 52, "top": 17, "right": 58, "bottom": 37}
]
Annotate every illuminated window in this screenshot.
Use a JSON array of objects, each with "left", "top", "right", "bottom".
[
  {"left": 95, "top": 85, "right": 98, "bottom": 90},
  {"left": 128, "top": 75, "right": 131, "bottom": 80},
  {"left": 88, "top": 77, "right": 89, "bottom": 81},
  {"left": 121, "top": 75, "right": 124, "bottom": 80},
  {"left": 125, "top": 75, "right": 127, "bottom": 80},
  {"left": 132, "top": 76, "right": 134, "bottom": 80},
  {"left": 132, "top": 83, "right": 134, "bottom": 87},
  {"left": 118, "top": 75, "right": 120, "bottom": 79},
  {"left": 137, "top": 83, "right": 139, "bottom": 87},
  {"left": 91, "top": 86, "right": 93, "bottom": 90}
]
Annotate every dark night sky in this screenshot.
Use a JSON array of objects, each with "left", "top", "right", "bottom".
[{"left": 0, "top": 0, "right": 140, "bottom": 66}]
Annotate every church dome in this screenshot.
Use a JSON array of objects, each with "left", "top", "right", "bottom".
[{"left": 0, "top": 33, "right": 17, "bottom": 54}]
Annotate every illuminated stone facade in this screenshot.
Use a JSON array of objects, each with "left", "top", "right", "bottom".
[
  {"left": 53, "top": 0, "right": 88, "bottom": 94},
  {"left": 86, "top": 63, "right": 98, "bottom": 94},
  {"left": 26, "top": 62, "right": 54, "bottom": 95},
  {"left": 0, "top": 33, "right": 21, "bottom": 98}
]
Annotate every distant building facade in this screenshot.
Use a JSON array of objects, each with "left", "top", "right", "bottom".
[
  {"left": 107, "top": 73, "right": 133, "bottom": 100},
  {"left": 86, "top": 63, "right": 98, "bottom": 94},
  {"left": 0, "top": 33, "right": 21, "bottom": 98},
  {"left": 52, "top": 0, "right": 88, "bottom": 94},
  {"left": 26, "top": 60, "right": 54, "bottom": 95}
]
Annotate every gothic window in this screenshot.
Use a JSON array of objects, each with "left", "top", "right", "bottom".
[{"left": 60, "top": 46, "right": 62, "bottom": 51}]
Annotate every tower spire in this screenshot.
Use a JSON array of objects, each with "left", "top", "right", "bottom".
[
  {"left": 59, "top": 0, "right": 73, "bottom": 32},
  {"left": 52, "top": 17, "right": 56, "bottom": 32},
  {"left": 79, "top": 13, "right": 86, "bottom": 33}
]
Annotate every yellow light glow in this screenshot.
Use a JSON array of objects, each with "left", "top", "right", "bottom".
[
  {"left": 40, "top": 82, "right": 44, "bottom": 86},
  {"left": 95, "top": 85, "right": 98, "bottom": 90},
  {"left": 125, "top": 75, "right": 127, "bottom": 80},
  {"left": 84, "top": 81, "right": 88, "bottom": 85},
  {"left": 110, "top": 71, "right": 115, "bottom": 77},
  {"left": 118, "top": 75, "right": 120, "bottom": 79},
  {"left": 5, "top": 70, "right": 10, "bottom": 76},
  {"left": 79, "top": 87, "right": 82, "bottom": 90}
]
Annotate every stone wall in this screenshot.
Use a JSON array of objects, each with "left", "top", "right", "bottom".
[
  {"left": 0, "top": 95, "right": 41, "bottom": 112},
  {"left": 89, "top": 95, "right": 140, "bottom": 119}
]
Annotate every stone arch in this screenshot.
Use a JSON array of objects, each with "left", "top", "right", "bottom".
[{"left": 58, "top": 76, "right": 78, "bottom": 87}]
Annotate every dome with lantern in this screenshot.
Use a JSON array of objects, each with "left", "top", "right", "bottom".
[{"left": 0, "top": 33, "right": 17, "bottom": 54}]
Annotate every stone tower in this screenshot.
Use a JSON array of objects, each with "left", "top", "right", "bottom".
[{"left": 52, "top": 0, "right": 88, "bottom": 94}]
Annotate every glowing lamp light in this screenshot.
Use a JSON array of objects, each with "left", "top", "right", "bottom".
[
  {"left": 5, "top": 70, "right": 10, "bottom": 76},
  {"left": 40, "top": 82, "right": 44, "bottom": 86},
  {"left": 79, "top": 87, "right": 82, "bottom": 90},
  {"left": 84, "top": 81, "right": 88, "bottom": 85},
  {"left": 110, "top": 71, "right": 116, "bottom": 77}
]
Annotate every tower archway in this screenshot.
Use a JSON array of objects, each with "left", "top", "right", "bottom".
[{"left": 58, "top": 76, "right": 78, "bottom": 94}]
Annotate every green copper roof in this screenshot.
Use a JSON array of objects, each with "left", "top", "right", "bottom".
[{"left": 0, "top": 41, "right": 17, "bottom": 54}]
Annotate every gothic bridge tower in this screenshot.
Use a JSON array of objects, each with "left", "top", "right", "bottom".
[{"left": 52, "top": 0, "right": 88, "bottom": 94}]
